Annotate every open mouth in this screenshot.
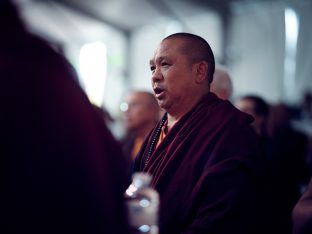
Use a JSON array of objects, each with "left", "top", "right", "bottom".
[{"left": 154, "top": 87, "right": 163, "bottom": 95}]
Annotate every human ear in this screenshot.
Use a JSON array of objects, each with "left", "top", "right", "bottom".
[{"left": 194, "top": 61, "right": 208, "bottom": 84}]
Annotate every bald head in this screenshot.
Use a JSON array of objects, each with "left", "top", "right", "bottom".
[
  {"left": 122, "top": 91, "right": 160, "bottom": 134},
  {"left": 134, "top": 91, "right": 159, "bottom": 108},
  {"left": 210, "top": 65, "right": 233, "bottom": 100},
  {"left": 163, "top": 33, "right": 215, "bottom": 83}
]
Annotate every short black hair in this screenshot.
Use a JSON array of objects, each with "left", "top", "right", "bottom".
[
  {"left": 241, "top": 95, "right": 269, "bottom": 117},
  {"left": 163, "top": 32, "right": 215, "bottom": 84}
]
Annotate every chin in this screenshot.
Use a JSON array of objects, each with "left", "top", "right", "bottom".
[
  {"left": 160, "top": 106, "right": 169, "bottom": 114},
  {"left": 158, "top": 101, "right": 166, "bottom": 109}
]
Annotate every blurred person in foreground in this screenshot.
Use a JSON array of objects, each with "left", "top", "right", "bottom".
[
  {"left": 1, "top": 1, "right": 129, "bottom": 233},
  {"left": 133, "top": 32, "right": 266, "bottom": 234},
  {"left": 210, "top": 64, "right": 233, "bottom": 100},
  {"left": 121, "top": 91, "right": 160, "bottom": 160}
]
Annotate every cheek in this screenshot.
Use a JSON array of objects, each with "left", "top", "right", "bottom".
[
  {"left": 134, "top": 107, "right": 147, "bottom": 117},
  {"left": 174, "top": 79, "right": 191, "bottom": 92},
  {"left": 127, "top": 108, "right": 139, "bottom": 117},
  {"left": 165, "top": 70, "right": 190, "bottom": 93}
]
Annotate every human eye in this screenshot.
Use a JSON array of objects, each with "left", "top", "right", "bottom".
[
  {"left": 150, "top": 64, "right": 156, "bottom": 73},
  {"left": 161, "top": 61, "right": 169, "bottom": 67}
]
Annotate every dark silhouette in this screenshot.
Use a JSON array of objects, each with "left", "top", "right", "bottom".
[
  {"left": 236, "top": 96, "right": 310, "bottom": 234},
  {"left": 1, "top": 1, "right": 129, "bottom": 233}
]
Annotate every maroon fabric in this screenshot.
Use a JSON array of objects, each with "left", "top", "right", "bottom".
[
  {"left": 134, "top": 93, "right": 266, "bottom": 234},
  {"left": 293, "top": 179, "right": 312, "bottom": 234},
  {"left": 1, "top": 32, "right": 129, "bottom": 233}
]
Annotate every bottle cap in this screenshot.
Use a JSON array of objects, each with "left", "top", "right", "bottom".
[{"left": 132, "top": 172, "right": 152, "bottom": 188}]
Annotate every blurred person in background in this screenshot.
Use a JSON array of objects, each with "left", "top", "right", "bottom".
[
  {"left": 235, "top": 95, "right": 269, "bottom": 140},
  {"left": 300, "top": 91, "right": 312, "bottom": 120},
  {"left": 1, "top": 1, "right": 129, "bottom": 233},
  {"left": 120, "top": 91, "right": 160, "bottom": 160},
  {"left": 297, "top": 91, "right": 312, "bottom": 172},
  {"left": 210, "top": 64, "right": 233, "bottom": 101},
  {"left": 236, "top": 95, "right": 310, "bottom": 234},
  {"left": 267, "top": 103, "right": 310, "bottom": 189}
]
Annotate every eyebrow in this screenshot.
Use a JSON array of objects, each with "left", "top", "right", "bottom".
[{"left": 149, "top": 56, "right": 167, "bottom": 65}]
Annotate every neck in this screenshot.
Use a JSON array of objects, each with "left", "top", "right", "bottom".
[
  {"left": 166, "top": 92, "right": 208, "bottom": 130},
  {"left": 166, "top": 114, "right": 179, "bottom": 131}
]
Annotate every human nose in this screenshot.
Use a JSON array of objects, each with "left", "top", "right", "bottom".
[{"left": 151, "top": 66, "right": 163, "bottom": 83}]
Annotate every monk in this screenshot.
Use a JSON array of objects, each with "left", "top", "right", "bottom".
[
  {"left": 210, "top": 64, "right": 233, "bottom": 101},
  {"left": 133, "top": 32, "right": 266, "bottom": 234},
  {"left": 121, "top": 91, "right": 160, "bottom": 160}
]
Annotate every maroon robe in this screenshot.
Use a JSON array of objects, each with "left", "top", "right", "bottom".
[
  {"left": 1, "top": 12, "right": 129, "bottom": 233},
  {"left": 293, "top": 179, "right": 312, "bottom": 234},
  {"left": 134, "top": 93, "right": 266, "bottom": 234}
]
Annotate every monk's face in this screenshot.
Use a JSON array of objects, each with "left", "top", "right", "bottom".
[
  {"left": 122, "top": 92, "right": 158, "bottom": 132},
  {"left": 149, "top": 38, "right": 198, "bottom": 114}
]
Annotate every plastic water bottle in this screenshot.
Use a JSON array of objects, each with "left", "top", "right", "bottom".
[{"left": 125, "top": 172, "right": 159, "bottom": 234}]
